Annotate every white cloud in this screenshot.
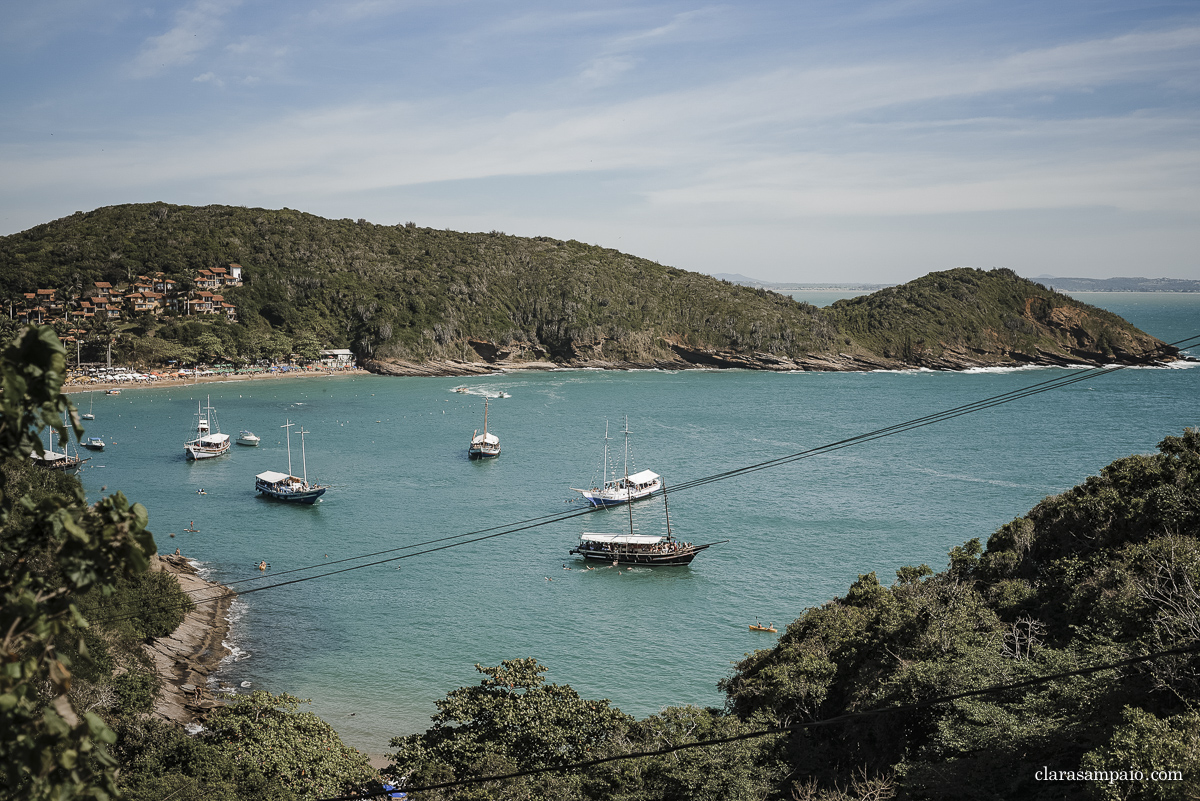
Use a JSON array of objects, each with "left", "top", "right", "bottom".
[
  {"left": 192, "top": 71, "right": 223, "bottom": 86},
  {"left": 4, "top": 15, "right": 1199, "bottom": 278},
  {"left": 575, "top": 7, "right": 730, "bottom": 87},
  {"left": 129, "top": 0, "right": 241, "bottom": 77}
]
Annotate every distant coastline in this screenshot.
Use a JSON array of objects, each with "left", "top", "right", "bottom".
[
  {"left": 1033, "top": 275, "right": 1200, "bottom": 293},
  {"left": 711, "top": 272, "right": 1200, "bottom": 293}
]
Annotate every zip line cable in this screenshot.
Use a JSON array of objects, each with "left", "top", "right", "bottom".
[
  {"left": 315, "top": 642, "right": 1200, "bottom": 798},
  {"left": 208, "top": 504, "right": 607, "bottom": 590},
  {"left": 90, "top": 335, "right": 1200, "bottom": 627}
]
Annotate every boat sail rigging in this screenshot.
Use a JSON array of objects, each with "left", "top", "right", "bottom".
[
  {"left": 255, "top": 420, "right": 328, "bottom": 504},
  {"left": 569, "top": 479, "right": 722, "bottom": 566},
  {"left": 468, "top": 396, "right": 501, "bottom": 459},
  {"left": 571, "top": 417, "right": 661, "bottom": 506},
  {"left": 184, "top": 396, "right": 230, "bottom": 460},
  {"left": 30, "top": 421, "right": 88, "bottom": 473}
]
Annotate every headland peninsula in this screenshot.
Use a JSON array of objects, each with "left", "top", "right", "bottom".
[{"left": 0, "top": 203, "right": 1185, "bottom": 378}]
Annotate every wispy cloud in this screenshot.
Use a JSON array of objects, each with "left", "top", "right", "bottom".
[
  {"left": 576, "top": 7, "right": 730, "bottom": 86},
  {"left": 129, "top": 0, "right": 241, "bottom": 77},
  {"left": 192, "top": 71, "right": 223, "bottom": 87},
  {"left": 4, "top": 4, "right": 1199, "bottom": 278}
]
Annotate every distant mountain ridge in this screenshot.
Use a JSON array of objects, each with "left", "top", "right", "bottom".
[
  {"left": 0, "top": 203, "right": 1184, "bottom": 373},
  {"left": 714, "top": 272, "right": 1200, "bottom": 293},
  {"left": 1031, "top": 275, "right": 1200, "bottom": 292},
  {"left": 710, "top": 273, "right": 891, "bottom": 291}
]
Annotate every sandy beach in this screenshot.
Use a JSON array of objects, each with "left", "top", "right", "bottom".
[
  {"left": 62, "top": 366, "right": 371, "bottom": 395},
  {"left": 145, "top": 553, "right": 236, "bottom": 725}
]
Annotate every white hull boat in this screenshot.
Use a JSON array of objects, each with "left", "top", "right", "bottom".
[
  {"left": 571, "top": 418, "right": 660, "bottom": 506},
  {"left": 468, "top": 397, "right": 500, "bottom": 459},
  {"left": 185, "top": 396, "right": 230, "bottom": 460}
]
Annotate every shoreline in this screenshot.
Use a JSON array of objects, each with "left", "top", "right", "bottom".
[
  {"left": 361, "top": 351, "right": 1193, "bottom": 378},
  {"left": 145, "top": 553, "right": 236, "bottom": 725},
  {"left": 62, "top": 366, "right": 370, "bottom": 395},
  {"left": 58, "top": 345, "right": 1196, "bottom": 396}
]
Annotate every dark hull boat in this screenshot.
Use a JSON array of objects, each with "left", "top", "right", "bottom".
[
  {"left": 569, "top": 478, "right": 723, "bottom": 567},
  {"left": 256, "top": 420, "right": 327, "bottom": 504},
  {"left": 30, "top": 449, "right": 87, "bottom": 473},
  {"left": 570, "top": 536, "right": 711, "bottom": 565},
  {"left": 255, "top": 471, "right": 327, "bottom": 504},
  {"left": 30, "top": 425, "right": 87, "bottom": 473}
]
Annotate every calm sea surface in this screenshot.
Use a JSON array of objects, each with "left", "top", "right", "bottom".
[{"left": 76, "top": 292, "right": 1199, "bottom": 751}]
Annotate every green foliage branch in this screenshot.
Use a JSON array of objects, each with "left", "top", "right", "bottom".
[
  {"left": 201, "top": 690, "right": 375, "bottom": 801},
  {"left": 0, "top": 325, "right": 159, "bottom": 800}
]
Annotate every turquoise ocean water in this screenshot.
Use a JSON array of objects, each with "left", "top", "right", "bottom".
[{"left": 75, "top": 293, "right": 1198, "bottom": 752}]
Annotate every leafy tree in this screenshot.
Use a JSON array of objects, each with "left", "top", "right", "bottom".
[
  {"left": 588, "top": 705, "right": 783, "bottom": 801},
  {"left": 718, "top": 428, "right": 1200, "bottom": 800},
  {"left": 0, "top": 325, "right": 158, "bottom": 800},
  {"left": 388, "top": 659, "right": 632, "bottom": 799},
  {"left": 202, "top": 690, "right": 376, "bottom": 800},
  {"left": 1081, "top": 707, "right": 1200, "bottom": 801},
  {"left": 113, "top": 718, "right": 289, "bottom": 801},
  {"left": 292, "top": 330, "right": 323, "bottom": 362}
]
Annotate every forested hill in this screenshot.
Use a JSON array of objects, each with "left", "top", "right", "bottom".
[{"left": 0, "top": 203, "right": 1180, "bottom": 372}]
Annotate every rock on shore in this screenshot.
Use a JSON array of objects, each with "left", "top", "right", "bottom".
[{"left": 144, "top": 554, "right": 236, "bottom": 725}]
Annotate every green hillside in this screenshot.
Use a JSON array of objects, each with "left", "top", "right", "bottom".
[
  {"left": 0, "top": 203, "right": 1177, "bottom": 370},
  {"left": 824, "top": 268, "right": 1161, "bottom": 366}
]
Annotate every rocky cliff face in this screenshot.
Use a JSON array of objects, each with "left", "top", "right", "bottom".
[{"left": 365, "top": 269, "right": 1183, "bottom": 376}]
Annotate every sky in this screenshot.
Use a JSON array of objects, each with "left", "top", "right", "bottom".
[{"left": 1, "top": 1, "right": 1198, "bottom": 283}]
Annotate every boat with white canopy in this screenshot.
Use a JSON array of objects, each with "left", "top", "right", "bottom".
[
  {"left": 571, "top": 418, "right": 661, "bottom": 506},
  {"left": 30, "top": 447, "right": 88, "bottom": 472},
  {"left": 570, "top": 479, "right": 721, "bottom": 566},
  {"left": 184, "top": 396, "right": 230, "bottom": 460},
  {"left": 255, "top": 420, "right": 328, "bottom": 503},
  {"left": 30, "top": 421, "right": 88, "bottom": 473},
  {"left": 468, "top": 397, "right": 500, "bottom": 459}
]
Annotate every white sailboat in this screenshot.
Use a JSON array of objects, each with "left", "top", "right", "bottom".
[
  {"left": 468, "top": 397, "right": 501, "bottom": 458},
  {"left": 184, "top": 396, "right": 230, "bottom": 460},
  {"left": 81, "top": 391, "right": 95, "bottom": 421},
  {"left": 571, "top": 417, "right": 661, "bottom": 506}
]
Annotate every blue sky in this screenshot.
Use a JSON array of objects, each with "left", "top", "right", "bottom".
[{"left": 2, "top": 1, "right": 1197, "bottom": 282}]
